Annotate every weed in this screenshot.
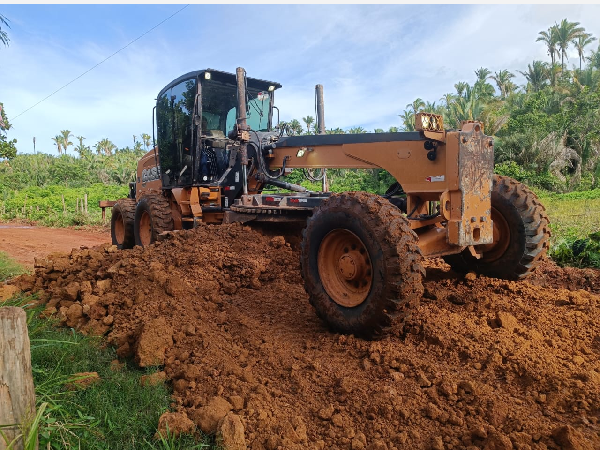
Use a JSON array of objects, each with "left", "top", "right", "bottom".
[{"left": 0, "top": 251, "right": 26, "bottom": 281}]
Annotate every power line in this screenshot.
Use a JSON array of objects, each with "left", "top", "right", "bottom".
[{"left": 11, "top": 4, "right": 189, "bottom": 121}]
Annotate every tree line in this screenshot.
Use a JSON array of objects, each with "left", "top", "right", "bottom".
[{"left": 50, "top": 131, "right": 153, "bottom": 157}]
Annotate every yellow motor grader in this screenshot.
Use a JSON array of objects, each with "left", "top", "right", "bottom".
[{"left": 110, "top": 67, "right": 550, "bottom": 337}]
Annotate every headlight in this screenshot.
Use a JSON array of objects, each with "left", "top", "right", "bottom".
[{"left": 415, "top": 112, "right": 444, "bottom": 132}]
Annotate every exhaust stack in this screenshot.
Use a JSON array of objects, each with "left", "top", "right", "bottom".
[
  {"left": 315, "top": 84, "right": 325, "bottom": 135},
  {"left": 236, "top": 67, "right": 249, "bottom": 195}
]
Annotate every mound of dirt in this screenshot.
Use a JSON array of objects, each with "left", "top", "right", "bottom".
[{"left": 13, "top": 223, "right": 600, "bottom": 449}]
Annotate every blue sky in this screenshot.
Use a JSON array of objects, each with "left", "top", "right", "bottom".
[{"left": 1, "top": 4, "right": 600, "bottom": 155}]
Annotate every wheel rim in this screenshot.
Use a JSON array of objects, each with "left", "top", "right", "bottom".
[
  {"left": 114, "top": 212, "right": 125, "bottom": 245},
  {"left": 317, "top": 229, "right": 373, "bottom": 308},
  {"left": 477, "top": 207, "right": 510, "bottom": 262},
  {"left": 139, "top": 211, "right": 152, "bottom": 247}
]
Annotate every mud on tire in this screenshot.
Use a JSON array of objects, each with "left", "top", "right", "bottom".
[
  {"left": 134, "top": 194, "right": 174, "bottom": 247},
  {"left": 111, "top": 199, "right": 136, "bottom": 250},
  {"left": 443, "top": 175, "right": 550, "bottom": 280},
  {"left": 301, "top": 191, "right": 425, "bottom": 338}
]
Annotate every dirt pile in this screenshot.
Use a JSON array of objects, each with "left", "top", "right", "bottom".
[{"left": 13, "top": 223, "right": 600, "bottom": 449}]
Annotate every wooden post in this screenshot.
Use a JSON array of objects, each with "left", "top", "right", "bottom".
[
  {"left": 62, "top": 195, "right": 66, "bottom": 215},
  {"left": 84, "top": 193, "right": 88, "bottom": 214},
  {"left": 76, "top": 198, "right": 79, "bottom": 213},
  {"left": 0, "top": 307, "right": 37, "bottom": 450}
]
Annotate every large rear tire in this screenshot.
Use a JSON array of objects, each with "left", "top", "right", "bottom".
[
  {"left": 134, "top": 194, "right": 174, "bottom": 247},
  {"left": 443, "top": 175, "right": 550, "bottom": 280},
  {"left": 111, "top": 199, "right": 136, "bottom": 250},
  {"left": 301, "top": 192, "right": 425, "bottom": 338}
]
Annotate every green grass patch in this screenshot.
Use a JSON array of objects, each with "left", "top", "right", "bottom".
[
  {"left": 1, "top": 294, "right": 210, "bottom": 450},
  {"left": 0, "top": 251, "right": 26, "bottom": 281},
  {"left": 533, "top": 189, "right": 600, "bottom": 268}
]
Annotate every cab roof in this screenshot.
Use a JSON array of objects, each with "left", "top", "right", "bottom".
[{"left": 157, "top": 69, "right": 283, "bottom": 98}]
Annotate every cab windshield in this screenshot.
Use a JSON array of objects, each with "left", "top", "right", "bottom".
[{"left": 201, "top": 78, "right": 271, "bottom": 136}]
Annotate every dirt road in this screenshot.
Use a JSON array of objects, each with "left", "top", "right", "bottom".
[
  {"left": 12, "top": 223, "right": 600, "bottom": 449},
  {"left": 0, "top": 224, "right": 110, "bottom": 268}
]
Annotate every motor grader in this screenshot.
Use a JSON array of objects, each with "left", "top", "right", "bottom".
[{"left": 110, "top": 67, "right": 550, "bottom": 337}]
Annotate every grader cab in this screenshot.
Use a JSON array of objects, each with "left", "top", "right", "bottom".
[{"left": 110, "top": 67, "right": 550, "bottom": 337}]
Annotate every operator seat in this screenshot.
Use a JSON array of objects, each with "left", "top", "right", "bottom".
[{"left": 201, "top": 129, "right": 229, "bottom": 182}]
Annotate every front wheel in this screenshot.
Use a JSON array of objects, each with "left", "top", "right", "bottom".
[
  {"left": 301, "top": 192, "right": 425, "bottom": 338},
  {"left": 443, "top": 175, "right": 550, "bottom": 279},
  {"left": 134, "top": 194, "right": 174, "bottom": 247}
]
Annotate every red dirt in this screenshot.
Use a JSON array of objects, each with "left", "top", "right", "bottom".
[
  {"left": 12, "top": 223, "right": 600, "bottom": 449},
  {"left": 0, "top": 224, "right": 108, "bottom": 268}
]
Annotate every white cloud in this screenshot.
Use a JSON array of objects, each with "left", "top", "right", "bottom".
[{"left": 2, "top": 4, "right": 600, "bottom": 155}]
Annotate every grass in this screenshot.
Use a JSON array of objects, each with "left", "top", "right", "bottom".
[
  {"left": 535, "top": 190, "right": 600, "bottom": 267},
  {"left": 536, "top": 189, "right": 600, "bottom": 244},
  {"left": 0, "top": 250, "right": 27, "bottom": 281},
  {"left": 0, "top": 292, "right": 211, "bottom": 450}
]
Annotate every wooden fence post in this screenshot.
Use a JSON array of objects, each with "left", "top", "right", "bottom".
[{"left": 0, "top": 307, "right": 37, "bottom": 450}]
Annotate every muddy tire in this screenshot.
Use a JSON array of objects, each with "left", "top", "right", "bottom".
[
  {"left": 301, "top": 192, "right": 425, "bottom": 338},
  {"left": 134, "top": 194, "right": 174, "bottom": 247},
  {"left": 111, "top": 199, "right": 136, "bottom": 250},
  {"left": 443, "top": 175, "right": 550, "bottom": 280}
]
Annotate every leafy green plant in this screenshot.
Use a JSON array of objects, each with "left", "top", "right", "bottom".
[{"left": 550, "top": 231, "right": 600, "bottom": 267}]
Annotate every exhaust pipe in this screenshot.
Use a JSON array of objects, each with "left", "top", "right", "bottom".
[
  {"left": 236, "top": 67, "right": 249, "bottom": 195},
  {"left": 315, "top": 84, "right": 328, "bottom": 191},
  {"left": 315, "top": 84, "right": 325, "bottom": 135}
]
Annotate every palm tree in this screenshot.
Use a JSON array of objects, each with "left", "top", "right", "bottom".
[
  {"left": 454, "top": 82, "right": 469, "bottom": 98},
  {"left": 573, "top": 33, "right": 597, "bottom": 70},
  {"left": 95, "top": 138, "right": 116, "bottom": 156},
  {"left": 302, "top": 116, "right": 315, "bottom": 134},
  {"left": 60, "top": 130, "right": 73, "bottom": 155},
  {"left": 474, "top": 67, "right": 491, "bottom": 83},
  {"left": 440, "top": 93, "right": 456, "bottom": 108},
  {"left": 387, "top": 126, "right": 399, "bottom": 133},
  {"left": 406, "top": 98, "right": 425, "bottom": 115},
  {"left": 373, "top": 128, "right": 384, "bottom": 133},
  {"left": 399, "top": 109, "right": 415, "bottom": 131},
  {"left": 554, "top": 19, "right": 585, "bottom": 71},
  {"left": 548, "top": 63, "right": 563, "bottom": 87},
  {"left": 75, "top": 135, "right": 89, "bottom": 157},
  {"left": 489, "top": 70, "right": 516, "bottom": 98},
  {"left": 537, "top": 26, "right": 559, "bottom": 66},
  {"left": 519, "top": 61, "right": 550, "bottom": 93},
  {"left": 52, "top": 135, "right": 63, "bottom": 155},
  {"left": 141, "top": 133, "right": 151, "bottom": 150},
  {"left": 0, "top": 14, "right": 10, "bottom": 47},
  {"left": 348, "top": 126, "right": 367, "bottom": 134},
  {"left": 588, "top": 44, "right": 600, "bottom": 70}
]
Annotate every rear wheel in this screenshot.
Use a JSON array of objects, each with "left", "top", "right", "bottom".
[
  {"left": 134, "top": 194, "right": 174, "bottom": 247},
  {"left": 443, "top": 175, "right": 550, "bottom": 279},
  {"left": 111, "top": 199, "right": 136, "bottom": 249},
  {"left": 301, "top": 192, "right": 424, "bottom": 338}
]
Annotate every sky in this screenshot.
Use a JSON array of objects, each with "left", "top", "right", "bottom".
[{"left": 1, "top": 4, "right": 600, "bottom": 155}]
